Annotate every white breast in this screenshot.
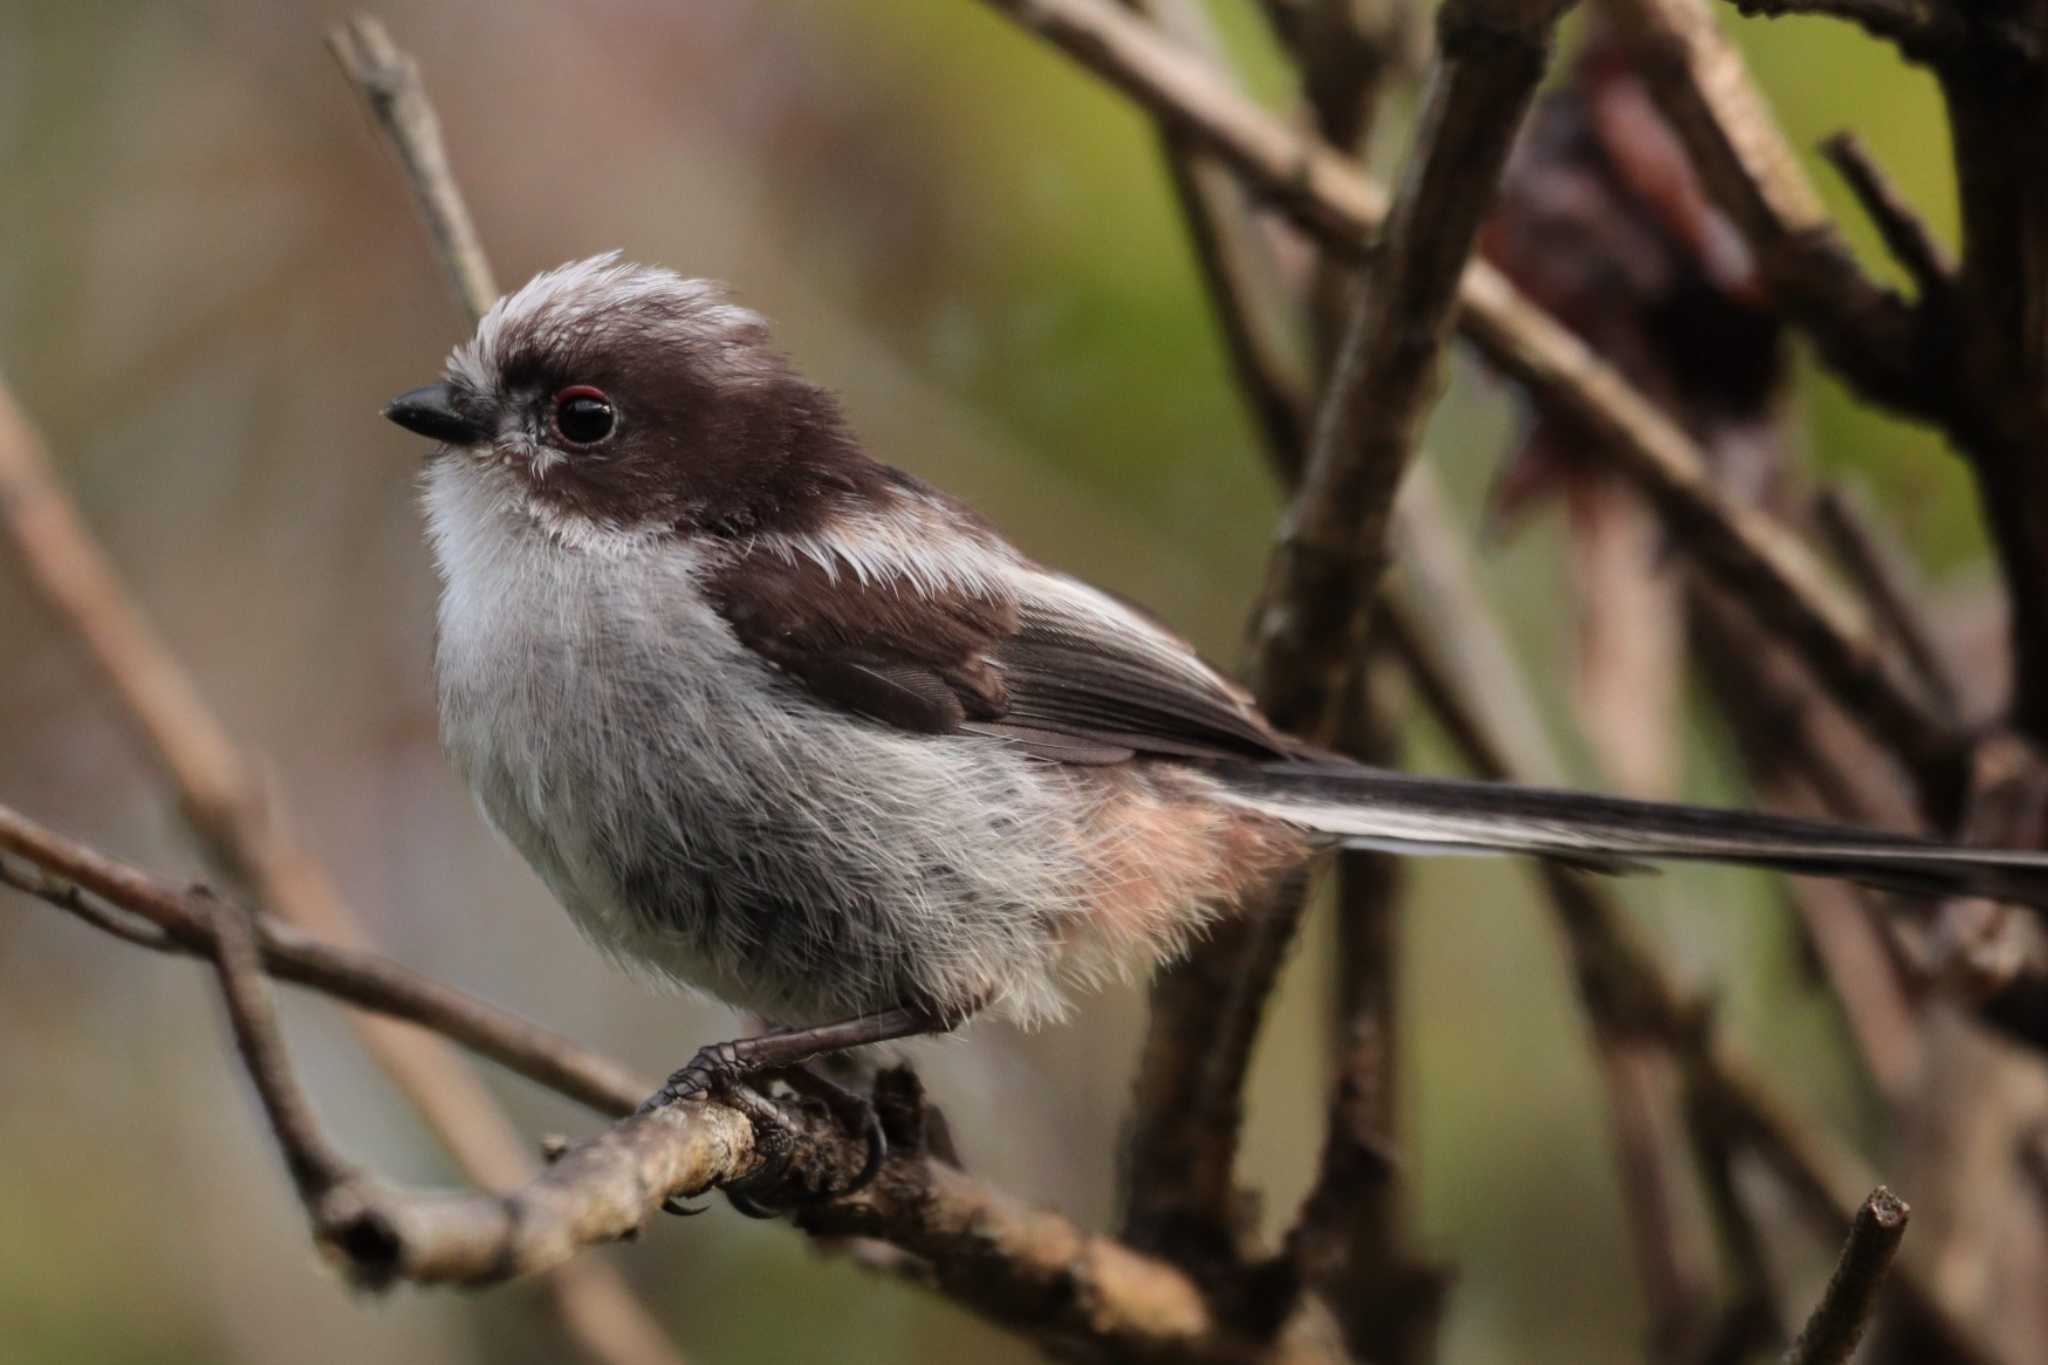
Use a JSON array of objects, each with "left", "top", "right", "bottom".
[{"left": 420, "top": 458, "right": 1102, "bottom": 1026}]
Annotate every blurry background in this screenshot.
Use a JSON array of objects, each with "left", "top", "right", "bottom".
[{"left": 0, "top": 1, "right": 1992, "bottom": 1361}]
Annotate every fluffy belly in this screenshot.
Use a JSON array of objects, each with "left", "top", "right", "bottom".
[{"left": 441, "top": 604, "right": 1113, "bottom": 1023}]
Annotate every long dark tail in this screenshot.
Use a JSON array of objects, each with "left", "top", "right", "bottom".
[{"left": 1211, "top": 761, "right": 2048, "bottom": 907}]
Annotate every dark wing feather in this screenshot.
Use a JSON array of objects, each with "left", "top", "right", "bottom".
[{"left": 705, "top": 547, "right": 1290, "bottom": 762}]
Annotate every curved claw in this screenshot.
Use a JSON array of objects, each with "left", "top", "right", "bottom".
[
  {"left": 722, "top": 1186, "right": 784, "bottom": 1220},
  {"left": 787, "top": 1099, "right": 889, "bottom": 1207},
  {"left": 718, "top": 1114, "right": 796, "bottom": 1218},
  {"left": 660, "top": 1195, "right": 709, "bottom": 1217},
  {"left": 834, "top": 1101, "right": 888, "bottom": 1200}
]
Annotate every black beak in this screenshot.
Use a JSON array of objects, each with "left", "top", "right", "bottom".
[{"left": 384, "top": 382, "right": 489, "bottom": 445}]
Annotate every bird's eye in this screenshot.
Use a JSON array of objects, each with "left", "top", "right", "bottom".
[{"left": 550, "top": 386, "right": 616, "bottom": 446}]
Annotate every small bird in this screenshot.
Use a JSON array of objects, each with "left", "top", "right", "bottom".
[{"left": 388, "top": 255, "right": 2048, "bottom": 1112}]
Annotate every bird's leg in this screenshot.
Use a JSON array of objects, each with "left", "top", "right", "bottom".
[{"left": 638, "top": 1000, "right": 975, "bottom": 1113}]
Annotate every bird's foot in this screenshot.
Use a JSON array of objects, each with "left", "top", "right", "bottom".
[
  {"left": 638, "top": 1039, "right": 752, "bottom": 1115},
  {"left": 722, "top": 1091, "right": 886, "bottom": 1219},
  {"left": 644, "top": 1053, "right": 888, "bottom": 1218}
]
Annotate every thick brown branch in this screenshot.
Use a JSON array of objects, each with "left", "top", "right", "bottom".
[
  {"left": 1783, "top": 1187, "right": 1910, "bottom": 1365},
  {"left": 1252, "top": 0, "right": 1573, "bottom": 745},
  {"left": 983, "top": 0, "right": 1961, "bottom": 798},
  {"left": 1932, "top": 54, "right": 2048, "bottom": 748}
]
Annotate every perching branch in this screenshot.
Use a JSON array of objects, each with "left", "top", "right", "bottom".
[
  {"left": 0, "top": 797, "right": 1319, "bottom": 1364},
  {"left": 1783, "top": 1187, "right": 1910, "bottom": 1365}
]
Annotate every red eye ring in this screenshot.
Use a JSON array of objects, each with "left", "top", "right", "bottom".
[{"left": 551, "top": 385, "right": 616, "bottom": 445}]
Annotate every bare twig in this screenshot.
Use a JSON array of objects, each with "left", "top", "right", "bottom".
[
  {"left": 1818, "top": 132, "right": 1955, "bottom": 299},
  {"left": 1605, "top": 0, "right": 1925, "bottom": 411},
  {"left": 0, "top": 44, "right": 674, "bottom": 1363},
  {"left": 1112, "top": 15, "right": 1444, "bottom": 1350},
  {"left": 1783, "top": 1187, "right": 1910, "bottom": 1365},
  {"left": 1813, "top": 484, "right": 1965, "bottom": 724},
  {"left": 1600, "top": 1043, "right": 1717, "bottom": 1360},
  {"left": 1684, "top": 1098, "right": 1786, "bottom": 1358},
  {"left": 1122, "top": 869, "right": 1307, "bottom": 1267},
  {"left": 201, "top": 883, "right": 357, "bottom": 1202},
  {"left": 0, "top": 801, "right": 1324, "bottom": 1364},
  {"left": 0, "top": 402, "right": 692, "bottom": 1365},
  {"left": 1715, "top": 0, "right": 2002, "bottom": 67},
  {"left": 1125, "top": 0, "right": 1578, "bottom": 1278},
  {"left": 1131, "top": 0, "right": 1315, "bottom": 471},
  {"left": 982, "top": 0, "right": 1962, "bottom": 799},
  {"left": 0, "top": 802, "right": 647, "bottom": 1115},
  {"left": 1251, "top": 0, "right": 1575, "bottom": 747},
  {"left": 327, "top": 14, "right": 497, "bottom": 322},
  {"left": 1381, "top": 484, "right": 2005, "bottom": 1364},
  {"left": 1384, "top": 492, "right": 1723, "bottom": 1340},
  {"left": 1261, "top": 0, "right": 1419, "bottom": 154}
]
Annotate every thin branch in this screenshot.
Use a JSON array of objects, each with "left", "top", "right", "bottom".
[
  {"left": 1133, "top": 108, "right": 1422, "bottom": 1311},
  {"left": 1599, "top": 1043, "right": 1717, "bottom": 1361},
  {"left": 0, "top": 803, "right": 648, "bottom": 1115},
  {"left": 1251, "top": 0, "right": 1575, "bottom": 746},
  {"left": 0, "top": 37, "right": 670, "bottom": 1358},
  {"left": 982, "top": 0, "right": 1963, "bottom": 802},
  {"left": 1783, "top": 1187, "right": 1910, "bottom": 1365},
  {"left": 1132, "top": 0, "right": 1316, "bottom": 472},
  {"left": 0, "top": 375, "right": 559, "bottom": 1178},
  {"left": 1716, "top": 0, "right": 2006, "bottom": 67},
  {"left": 0, "top": 808, "right": 1325, "bottom": 1365},
  {"left": 327, "top": 14, "right": 497, "bottom": 323},
  {"left": 200, "top": 882, "right": 358, "bottom": 1202},
  {"left": 1606, "top": 0, "right": 1926, "bottom": 412},
  {"left": 1818, "top": 132, "right": 1955, "bottom": 300},
  {"left": 1126, "top": 0, "right": 1577, "bottom": 1274},
  {"left": 1683, "top": 1093, "right": 1786, "bottom": 1359},
  {"left": 1262, "top": 0, "right": 1419, "bottom": 154},
  {"left": 1383, "top": 564, "right": 1725, "bottom": 1342},
  {"left": 1380, "top": 479, "right": 2005, "bottom": 1365},
  {"left": 1813, "top": 484, "right": 1965, "bottom": 724},
  {"left": 1121, "top": 869, "right": 1306, "bottom": 1267},
  {"left": 0, "top": 854, "right": 176, "bottom": 950}
]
